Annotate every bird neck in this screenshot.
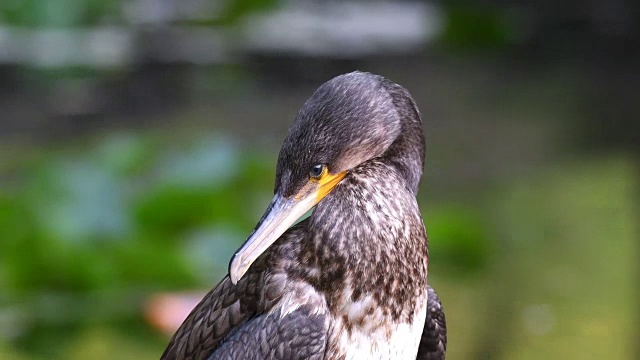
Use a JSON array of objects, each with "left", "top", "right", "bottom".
[{"left": 304, "top": 160, "right": 429, "bottom": 322}]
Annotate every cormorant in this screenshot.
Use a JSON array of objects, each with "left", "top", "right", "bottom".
[{"left": 161, "top": 71, "right": 447, "bottom": 360}]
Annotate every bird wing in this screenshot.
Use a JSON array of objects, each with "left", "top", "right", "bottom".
[
  {"left": 161, "top": 229, "right": 330, "bottom": 360},
  {"left": 208, "top": 304, "right": 327, "bottom": 360},
  {"left": 160, "top": 271, "right": 262, "bottom": 360},
  {"left": 416, "top": 285, "right": 447, "bottom": 360}
]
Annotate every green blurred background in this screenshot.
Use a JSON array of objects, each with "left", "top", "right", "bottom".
[{"left": 0, "top": 0, "right": 638, "bottom": 359}]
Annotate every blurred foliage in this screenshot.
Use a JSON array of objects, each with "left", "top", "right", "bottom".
[
  {"left": 495, "top": 156, "right": 636, "bottom": 360},
  {"left": 208, "top": 0, "right": 278, "bottom": 26},
  {"left": 0, "top": 0, "right": 121, "bottom": 27},
  {"left": 0, "top": 0, "right": 277, "bottom": 27},
  {"left": 427, "top": 204, "right": 491, "bottom": 276},
  {"left": 427, "top": 155, "right": 636, "bottom": 360},
  {"left": 439, "top": 4, "right": 516, "bottom": 51},
  {"left": 0, "top": 132, "right": 276, "bottom": 357}
]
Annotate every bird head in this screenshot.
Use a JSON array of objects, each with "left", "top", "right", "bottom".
[{"left": 229, "top": 72, "right": 421, "bottom": 284}]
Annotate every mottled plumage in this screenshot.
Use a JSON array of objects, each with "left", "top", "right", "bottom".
[{"left": 161, "top": 72, "right": 447, "bottom": 360}]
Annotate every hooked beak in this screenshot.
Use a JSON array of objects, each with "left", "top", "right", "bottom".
[{"left": 228, "top": 171, "right": 346, "bottom": 284}]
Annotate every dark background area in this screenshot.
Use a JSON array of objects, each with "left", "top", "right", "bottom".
[{"left": 0, "top": 1, "right": 638, "bottom": 359}]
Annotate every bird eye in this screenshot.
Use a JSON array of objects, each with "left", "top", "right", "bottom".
[{"left": 309, "top": 164, "right": 325, "bottom": 178}]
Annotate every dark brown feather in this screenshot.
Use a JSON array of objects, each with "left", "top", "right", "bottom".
[{"left": 417, "top": 286, "right": 448, "bottom": 360}]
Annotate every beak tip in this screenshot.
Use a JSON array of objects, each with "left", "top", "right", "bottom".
[
  {"left": 228, "top": 255, "right": 243, "bottom": 285},
  {"left": 229, "top": 256, "right": 240, "bottom": 285}
]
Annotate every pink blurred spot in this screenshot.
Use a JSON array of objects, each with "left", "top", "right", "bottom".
[{"left": 146, "top": 292, "right": 206, "bottom": 335}]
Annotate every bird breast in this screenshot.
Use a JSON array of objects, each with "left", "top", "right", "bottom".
[{"left": 328, "top": 287, "right": 429, "bottom": 360}]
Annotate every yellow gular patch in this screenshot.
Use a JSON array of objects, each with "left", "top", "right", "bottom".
[{"left": 315, "top": 171, "right": 347, "bottom": 201}]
